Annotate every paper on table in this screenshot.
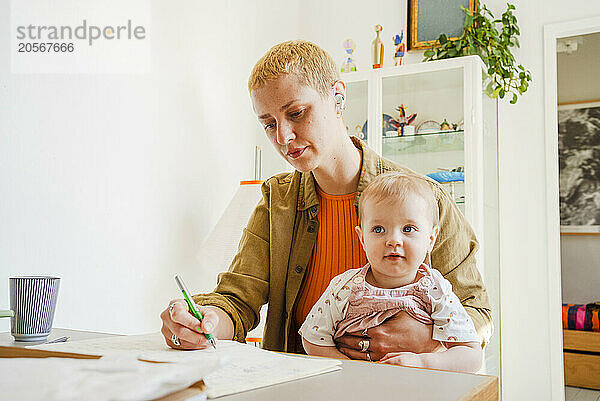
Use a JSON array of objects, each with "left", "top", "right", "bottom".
[
  {"left": 194, "top": 342, "right": 341, "bottom": 398},
  {"left": 0, "top": 356, "right": 215, "bottom": 401},
  {"left": 31, "top": 332, "right": 177, "bottom": 360},
  {"left": 32, "top": 332, "right": 342, "bottom": 399}
]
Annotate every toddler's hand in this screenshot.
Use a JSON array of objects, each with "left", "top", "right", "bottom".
[{"left": 379, "top": 352, "right": 425, "bottom": 368}]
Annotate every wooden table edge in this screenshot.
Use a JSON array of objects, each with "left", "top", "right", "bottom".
[{"left": 458, "top": 375, "right": 498, "bottom": 401}]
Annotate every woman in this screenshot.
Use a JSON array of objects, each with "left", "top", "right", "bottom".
[{"left": 160, "top": 40, "right": 492, "bottom": 361}]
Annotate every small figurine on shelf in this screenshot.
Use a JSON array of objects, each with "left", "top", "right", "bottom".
[
  {"left": 371, "top": 25, "right": 384, "bottom": 69},
  {"left": 416, "top": 120, "right": 441, "bottom": 133},
  {"left": 341, "top": 39, "right": 357, "bottom": 73},
  {"left": 384, "top": 117, "right": 401, "bottom": 137},
  {"left": 440, "top": 119, "right": 452, "bottom": 131},
  {"left": 454, "top": 120, "right": 465, "bottom": 131},
  {"left": 396, "top": 104, "right": 417, "bottom": 136},
  {"left": 392, "top": 31, "right": 405, "bottom": 66}
]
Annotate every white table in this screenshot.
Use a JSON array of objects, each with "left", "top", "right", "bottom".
[
  {"left": 0, "top": 327, "right": 117, "bottom": 347},
  {"left": 1, "top": 328, "right": 498, "bottom": 401}
]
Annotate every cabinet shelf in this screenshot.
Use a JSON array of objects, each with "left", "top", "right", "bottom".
[
  {"left": 382, "top": 130, "right": 464, "bottom": 155},
  {"left": 343, "top": 56, "right": 496, "bottom": 240}
]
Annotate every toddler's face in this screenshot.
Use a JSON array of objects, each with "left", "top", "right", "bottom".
[{"left": 355, "top": 194, "right": 439, "bottom": 286}]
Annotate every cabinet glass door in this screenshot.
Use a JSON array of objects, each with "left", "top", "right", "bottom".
[
  {"left": 380, "top": 68, "right": 466, "bottom": 214},
  {"left": 344, "top": 78, "right": 369, "bottom": 141}
]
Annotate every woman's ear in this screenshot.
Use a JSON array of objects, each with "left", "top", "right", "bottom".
[
  {"left": 428, "top": 225, "right": 440, "bottom": 251},
  {"left": 332, "top": 80, "right": 347, "bottom": 115},
  {"left": 332, "top": 79, "right": 346, "bottom": 97}
]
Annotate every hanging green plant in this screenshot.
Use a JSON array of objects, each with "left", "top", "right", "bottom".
[{"left": 423, "top": 3, "right": 532, "bottom": 104}]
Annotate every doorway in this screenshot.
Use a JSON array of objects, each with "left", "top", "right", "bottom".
[{"left": 544, "top": 16, "right": 600, "bottom": 401}]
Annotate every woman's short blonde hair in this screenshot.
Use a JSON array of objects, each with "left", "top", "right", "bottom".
[
  {"left": 359, "top": 172, "right": 440, "bottom": 227},
  {"left": 248, "top": 40, "right": 339, "bottom": 98}
]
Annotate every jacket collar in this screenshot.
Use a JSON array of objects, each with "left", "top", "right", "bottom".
[{"left": 298, "top": 136, "right": 384, "bottom": 211}]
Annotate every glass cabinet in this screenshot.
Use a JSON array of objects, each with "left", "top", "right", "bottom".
[{"left": 343, "top": 56, "right": 500, "bottom": 376}]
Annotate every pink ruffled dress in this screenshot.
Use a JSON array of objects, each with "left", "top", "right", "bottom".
[{"left": 299, "top": 264, "right": 479, "bottom": 347}]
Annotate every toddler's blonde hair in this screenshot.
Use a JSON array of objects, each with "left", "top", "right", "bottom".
[
  {"left": 248, "top": 40, "right": 339, "bottom": 98},
  {"left": 359, "top": 172, "right": 440, "bottom": 227}
]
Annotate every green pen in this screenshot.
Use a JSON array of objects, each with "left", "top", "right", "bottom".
[{"left": 174, "top": 274, "right": 217, "bottom": 349}]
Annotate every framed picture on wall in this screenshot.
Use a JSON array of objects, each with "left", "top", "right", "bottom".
[
  {"left": 558, "top": 100, "right": 600, "bottom": 234},
  {"left": 408, "top": 0, "right": 477, "bottom": 50}
]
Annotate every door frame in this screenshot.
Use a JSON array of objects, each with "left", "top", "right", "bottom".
[{"left": 543, "top": 16, "right": 600, "bottom": 401}]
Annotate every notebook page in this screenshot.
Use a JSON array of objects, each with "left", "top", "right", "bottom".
[
  {"left": 31, "top": 332, "right": 193, "bottom": 361},
  {"left": 31, "top": 332, "right": 341, "bottom": 399}
]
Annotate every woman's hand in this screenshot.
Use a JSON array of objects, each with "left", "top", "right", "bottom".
[
  {"left": 335, "top": 311, "right": 443, "bottom": 361},
  {"left": 160, "top": 299, "right": 220, "bottom": 350}
]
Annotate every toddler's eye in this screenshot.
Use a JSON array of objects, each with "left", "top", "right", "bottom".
[
  {"left": 403, "top": 226, "right": 415, "bottom": 233},
  {"left": 372, "top": 226, "right": 385, "bottom": 234}
]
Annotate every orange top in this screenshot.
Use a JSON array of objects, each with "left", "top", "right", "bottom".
[{"left": 294, "top": 186, "right": 368, "bottom": 327}]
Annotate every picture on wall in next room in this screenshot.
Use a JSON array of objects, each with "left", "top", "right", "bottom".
[{"left": 558, "top": 100, "right": 600, "bottom": 233}]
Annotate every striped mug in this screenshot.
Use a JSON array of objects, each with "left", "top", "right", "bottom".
[{"left": 9, "top": 276, "right": 60, "bottom": 342}]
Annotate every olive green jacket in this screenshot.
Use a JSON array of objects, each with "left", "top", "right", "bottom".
[{"left": 194, "top": 137, "right": 493, "bottom": 352}]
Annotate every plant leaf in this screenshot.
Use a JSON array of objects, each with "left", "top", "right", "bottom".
[{"left": 443, "top": 2, "right": 531, "bottom": 103}]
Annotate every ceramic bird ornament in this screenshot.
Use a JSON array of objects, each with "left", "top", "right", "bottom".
[{"left": 396, "top": 104, "right": 417, "bottom": 136}]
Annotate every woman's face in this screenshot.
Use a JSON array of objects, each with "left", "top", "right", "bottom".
[{"left": 250, "top": 74, "right": 339, "bottom": 173}]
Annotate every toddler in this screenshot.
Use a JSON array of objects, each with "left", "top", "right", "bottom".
[{"left": 299, "top": 172, "right": 482, "bottom": 373}]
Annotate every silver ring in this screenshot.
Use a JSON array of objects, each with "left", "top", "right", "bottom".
[
  {"left": 366, "top": 351, "right": 372, "bottom": 362},
  {"left": 358, "top": 339, "right": 370, "bottom": 353},
  {"left": 169, "top": 302, "right": 181, "bottom": 315},
  {"left": 171, "top": 333, "right": 181, "bottom": 346}
]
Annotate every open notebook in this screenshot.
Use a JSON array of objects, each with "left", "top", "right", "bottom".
[{"left": 31, "top": 333, "right": 342, "bottom": 398}]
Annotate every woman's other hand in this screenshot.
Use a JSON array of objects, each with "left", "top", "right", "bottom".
[
  {"left": 160, "top": 299, "right": 220, "bottom": 349},
  {"left": 335, "top": 311, "right": 443, "bottom": 361}
]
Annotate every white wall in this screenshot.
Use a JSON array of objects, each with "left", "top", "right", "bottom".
[
  {"left": 557, "top": 32, "right": 600, "bottom": 103},
  {"left": 561, "top": 235, "right": 600, "bottom": 304},
  {"left": 0, "top": 0, "right": 296, "bottom": 334},
  {"left": 296, "top": 0, "right": 414, "bottom": 70}
]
